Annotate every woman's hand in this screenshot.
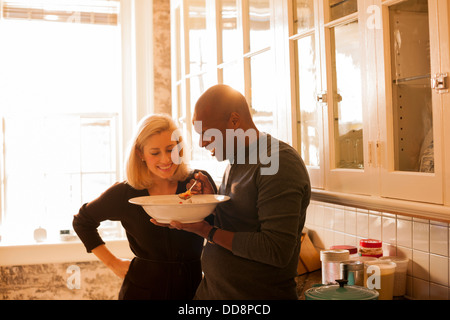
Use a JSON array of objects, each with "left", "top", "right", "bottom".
[
  {"left": 108, "top": 258, "right": 132, "bottom": 279},
  {"left": 92, "top": 244, "right": 132, "bottom": 279},
  {"left": 188, "top": 172, "right": 215, "bottom": 195}
]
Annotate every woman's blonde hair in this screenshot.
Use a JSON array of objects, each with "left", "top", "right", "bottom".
[{"left": 125, "top": 113, "right": 189, "bottom": 190}]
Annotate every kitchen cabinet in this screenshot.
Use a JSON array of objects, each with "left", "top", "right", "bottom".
[
  {"left": 170, "top": 0, "right": 450, "bottom": 219},
  {"left": 291, "top": 0, "right": 450, "bottom": 208},
  {"left": 376, "top": 0, "right": 449, "bottom": 205},
  {"left": 291, "top": 0, "right": 375, "bottom": 195}
]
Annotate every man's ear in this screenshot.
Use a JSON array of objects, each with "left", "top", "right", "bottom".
[{"left": 229, "top": 112, "right": 240, "bottom": 129}]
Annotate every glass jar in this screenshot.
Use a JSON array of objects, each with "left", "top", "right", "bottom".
[
  {"left": 330, "top": 245, "right": 359, "bottom": 258},
  {"left": 364, "top": 260, "right": 397, "bottom": 300},
  {"left": 380, "top": 256, "right": 409, "bottom": 297},
  {"left": 359, "top": 239, "right": 383, "bottom": 258},
  {"left": 320, "top": 250, "right": 350, "bottom": 285}
]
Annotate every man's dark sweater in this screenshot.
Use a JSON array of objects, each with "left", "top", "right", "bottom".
[{"left": 195, "top": 134, "right": 311, "bottom": 300}]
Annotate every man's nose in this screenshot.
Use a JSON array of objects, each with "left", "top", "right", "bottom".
[
  {"left": 200, "top": 137, "right": 208, "bottom": 148},
  {"left": 199, "top": 135, "right": 214, "bottom": 148}
]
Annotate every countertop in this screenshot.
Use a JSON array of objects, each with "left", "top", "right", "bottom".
[{"left": 295, "top": 270, "right": 322, "bottom": 300}]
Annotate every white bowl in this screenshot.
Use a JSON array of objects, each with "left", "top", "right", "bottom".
[{"left": 129, "top": 194, "right": 230, "bottom": 223}]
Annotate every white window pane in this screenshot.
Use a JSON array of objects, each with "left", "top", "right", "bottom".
[
  {"left": 249, "top": 0, "right": 271, "bottom": 52},
  {"left": 44, "top": 173, "right": 82, "bottom": 229},
  {"left": 222, "top": 60, "right": 244, "bottom": 95},
  {"left": 220, "top": 0, "right": 239, "bottom": 62},
  {"left": 82, "top": 173, "right": 116, "bottom": 204},
  {"left": 293, "top": 0, "right": 315, "bottom": 34},
  {"left": 187, "top": 0, "right": 208, "bottom": 74},
  {"left": 3, "top": 114, "right": 117, "bottom": 241},
  {"left": 250, "top": 51, "right": 275, "bottom": 136},
  {"left": 0, "top": 20, "right": 122, "bottom": 114},
  {"left": 81, "top": 118, "right": 116, "bottom": 172}
]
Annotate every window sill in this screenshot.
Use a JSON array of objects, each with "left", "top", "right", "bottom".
[
  {"left": 311, "top": 189, "right": 450, "bottom": 223},
  {"left": 0, "top": 238, "right": 134, "bottom": 266}
]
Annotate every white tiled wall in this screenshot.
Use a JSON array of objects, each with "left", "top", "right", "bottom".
[{"left": 305, "top": 200, "right": 450, "bottom": 300}]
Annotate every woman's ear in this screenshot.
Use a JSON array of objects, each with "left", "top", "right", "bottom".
[{"left": 135, "top": 147, "right": 144, "bottom": 162}]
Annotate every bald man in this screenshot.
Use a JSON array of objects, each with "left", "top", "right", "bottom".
[{"left": 155, "top": 85, "right": 311, "bottom": 299}]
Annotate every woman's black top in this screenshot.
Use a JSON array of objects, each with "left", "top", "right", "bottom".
[{"left": 72, "top": 169, "right": 216, "bottom": 299}]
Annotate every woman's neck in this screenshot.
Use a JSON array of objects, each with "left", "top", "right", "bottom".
[{"left": 148, "top": 178, "right": 178, "bottom": 196}]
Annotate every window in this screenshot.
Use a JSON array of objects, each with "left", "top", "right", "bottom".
[
  {"left": 0, "top": 0, "right": 122, "bottom": 244},
  {"left": 171, "top": 0, "right": 279, "bottom": 183}
]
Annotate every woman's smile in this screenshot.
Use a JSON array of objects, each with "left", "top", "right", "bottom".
[{"left": 157, "top": 163, "right": 174, "bottom": 171}]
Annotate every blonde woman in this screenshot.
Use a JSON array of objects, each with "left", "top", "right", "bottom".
[{"left": 73, "top": 114, "right": 216, "bottom": 300}]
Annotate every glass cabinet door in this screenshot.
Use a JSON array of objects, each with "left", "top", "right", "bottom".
[
  {"left": 330, "top": 20, "right": 364, "bottom": 170},
  {"left": 389, "top": 0, "right": 433, "bottom": 173},
  {"left": 322, "top": 0, "right": 372, "bottom": 195},
  {"left": 379, "top": 0, "right": 444, "bottom": 204}
]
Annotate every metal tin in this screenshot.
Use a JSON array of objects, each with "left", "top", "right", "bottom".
[{"left": 340, "top": 260, "right": 364, "bottom": 286}]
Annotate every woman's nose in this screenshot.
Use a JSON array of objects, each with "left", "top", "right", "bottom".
[{"left": 160, "top": 151, "right": 171, "bottom": 163}]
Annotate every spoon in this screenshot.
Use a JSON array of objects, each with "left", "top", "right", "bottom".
[{"left": 178, "top": 179, "right": 198, "bottom": 200}]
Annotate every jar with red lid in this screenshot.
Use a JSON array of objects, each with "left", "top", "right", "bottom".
[{"left": 359, "top": 239, "right": 383, "bottom": 258}]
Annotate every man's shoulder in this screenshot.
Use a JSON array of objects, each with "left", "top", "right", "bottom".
[{"left": 264, "top": 134, "right": 304, "bottom": 164}]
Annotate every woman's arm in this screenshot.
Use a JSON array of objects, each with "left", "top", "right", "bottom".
[
  {"left": 73, "top": 183, "right": 133, "bottom": 278},
  {"left": 73, "top": 183, "right": 127, "bottom": 253}
]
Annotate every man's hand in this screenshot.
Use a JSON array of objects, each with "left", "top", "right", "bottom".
[
  {"left": 150, "top": 219, "right": 234, "bottom": 251},
  {"left": 151, "top": 219, "right": 212, "bottom": 239},
  {"left": 188, "top": 171, "right": 215, "bottom": 195}
]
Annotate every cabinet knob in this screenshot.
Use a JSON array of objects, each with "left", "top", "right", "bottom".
[{"left": 317, "top": 92, "right": 327, "bottom": 103}]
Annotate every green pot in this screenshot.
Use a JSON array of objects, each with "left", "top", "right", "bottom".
[{"left": 304, "top": 279, "right": 379, "bottom": 300}]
